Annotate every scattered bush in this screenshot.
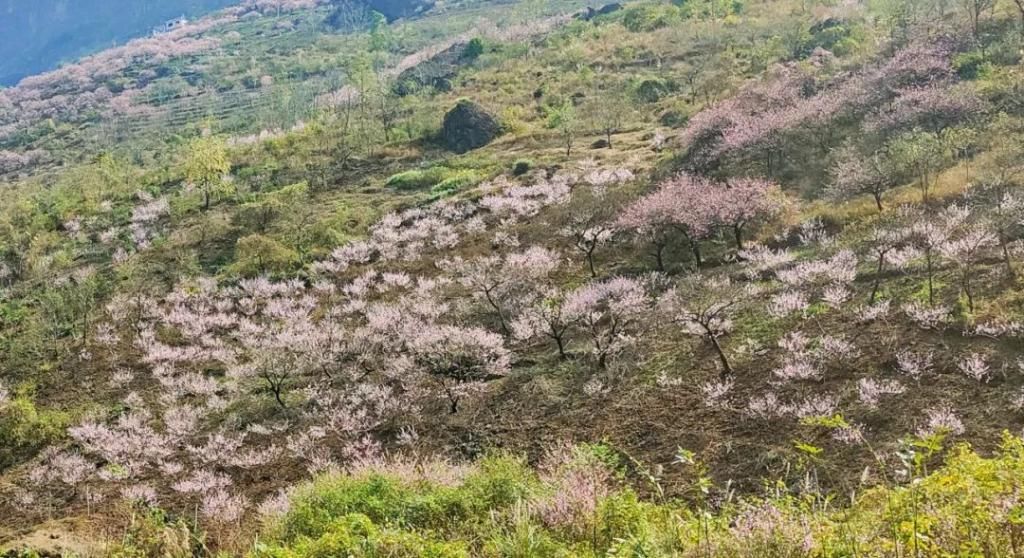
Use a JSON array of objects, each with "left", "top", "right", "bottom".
[
  {"left": 954, "top": 51, "right": 990, "bottom": 80},
  {"left": 430, "top": 170, "right": 480, "bottom": 199},
  {"left": 621, "top": 5, "right": 681, "bottom": 32},
  {"left": 0, "top": 394, "right": 68, "bottom": 470},
  {"left": 463, "top": 38, "right": 485, "bottom": 61},
  {"left": 230, "top": 234, "right": 300, "bottom": 277},
  {"left": 107, "top": 508, "right": 200, "bottom": 558},
  {"left": 635, "top": 79, "right": 672, "bottom": 104},
  {"left": 512, "top": 159, "right": 533, "bottom": 176},
  {"left": 384, "top": 167, "right": 450, "bottom": 190}
]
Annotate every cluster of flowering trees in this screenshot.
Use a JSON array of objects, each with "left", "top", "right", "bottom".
[
  {"left": 233, "top": 0, "right": 326, "bottom": 16},
  {"left": 2, "top": 40, "right": 220, "bottom": 131},
  {"left": 676, "top": 40, "right": 974, "bottom": 198},
  {"left": 14, "top": 165, "right": 651, "bottom": 522},
  {"left": 10, "top": 8, "right": 1024, "bottom": 537},
  {"left": 0, "top": 149, "right": 47, "bottom": 175},
  {"left": 0, "top": 12, "right": 243, "bottom": 148},
  {"left": 12, "top": 103, "right": 1021, "bottom": 534},
  {"left": 616, "top": 173, "right": 783, "bottom": 269}
]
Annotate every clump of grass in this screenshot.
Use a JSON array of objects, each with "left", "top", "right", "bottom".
[
  {"left": 384, "top": 167, "right": 452, "bottom": 190},
  {"left": 254, "top": 435, "right": 1024, "bottom": 558}
]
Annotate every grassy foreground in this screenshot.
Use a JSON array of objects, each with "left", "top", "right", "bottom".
[{"left": 101, "top": 433, "right": 1024, "bottom": 557}]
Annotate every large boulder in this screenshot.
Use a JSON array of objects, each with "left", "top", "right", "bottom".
[{"left": 442, "top": 100, "right": 501, "bottom": 154}]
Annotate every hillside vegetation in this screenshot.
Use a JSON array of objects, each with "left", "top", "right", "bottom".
[
  {"left": 2, "top": 0, "right": 1024, "bottom": 555},
  {"left": 0, "top": 0, "right": 238, "bottom": 86}
]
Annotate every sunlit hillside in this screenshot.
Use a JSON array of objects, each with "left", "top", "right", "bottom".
[{"left": 2, "top": 0, "right": 1024, "bottom": 555}]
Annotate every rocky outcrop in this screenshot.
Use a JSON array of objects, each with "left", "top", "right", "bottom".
[
  {"left": 576, "top": 3, "right": 623, "bottom": 21},
  {"left": 394, "top": 41, "right": 475, "bottom": 95},
  {"left": 326, "top": 0, "right": 434, "bottom": 30},
  {"left": 442, "top": 100, "right": 501, "bottom": 154}
]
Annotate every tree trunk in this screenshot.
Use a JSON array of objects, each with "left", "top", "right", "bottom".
[
  {"left": 873, "top": 190, "right": 884, "bottom": 212},
  {"left": 926, "top": 253, "right": 935, "bottom": 306},
  {"left": 964, "top": 267, "right": 975, "bottom": 313},
  {"left": 870, "top": 255, "right": 885, "bottom": 303},
  {"left": 484, "top": 288, "right": 510, "bottom": 336},
  {"left": 553, "top": 333, "right": 568, "bottom": 360},
  {"left": 1001, "top": 234, "right": 1016, "bottom": 280},
  {"left": 652, "top": 242, "right": 666, "bottom": 272},
  {"left": 271, "top": 383, "right": 286, "bottom": 409},
  {"left": 708, "top": 333, "right": 732, "bottom": 377},
  {"left": 733, "top": 224, "right": 744, "bottom": 251}
]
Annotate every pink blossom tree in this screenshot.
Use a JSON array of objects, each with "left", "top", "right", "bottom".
[
  {"left": 440, "top": 247, "right": 561, "bottom": 335},
  {"left": 562, "top": 213, "right": 614, "bottom": 278},
  {"left": 658, "top": 275, "right": 745, "bottom": 377},
  {"left": 971, "top": 181, "right": 1024, "bottom": 279},
  {"left": 511, "top": 288, "right": 577, "bottom": 360},
  {"left": 708, "top": 177, "right": 784, "bottom": 250},
  {"left": 563, "top": 277, "right": 649, "bottom": 368},
  {"left": 615, "top": 174, "right": 724, "bottom": 269},
  {"left": 941, "top": 226, "right": 997, "bottom": 313},
  {"left": 865, "top": 226, "right": 907, "bottom": 303},
  {"left": 828, "top": 144, "right": 900, "bottom": 212},
  {"left": 615, "top": 178, "right": 711, "bottom": 270},
  {"left": 907, "top": 219, "right": 954, "bottom": 306},
  {"left": 406, "top": 323, "right": 511, "bottom": 414}
]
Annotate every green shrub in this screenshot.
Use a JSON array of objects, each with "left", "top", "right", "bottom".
[
  {"left": 831, "top": 36, "right": 860, "bottom": 57},
  {"left": 635, "top": 79, "right": 672, "bottom": 103},
  {"left": 954, "top": 51, "right": 990, "bottom": 80},
  {"left": 621, "top": 5, "right": 681, "bottom": 32},
  {"left": 384, "top": 167, "right": 450, "bottom": 190},
  {"left": 256, "top": 513, "right": 468, "bottom": 558},
  {"left": 659, "top": 109, "right": 688, "bottom": 128},
  {"left": 430, "top": 170, "right": 480, "bottom": 199},
  {"left": 596, "top": 490, "right": 649, "bottom": 550},
  {"left": 229, "top": 234, "right": 299, "bottom": 277},
  {"left": 255, "top": 437, "right": 1024, "bottom": 558},
  {"left": 276, "top": 454, "right": 536, "bottom": 543},
  {"left": 107, "top": 508, "right": 198, "bottom": 558},
  {"left": 463, "top": 38, "right": 485, "bottom": 61},
  {"left": 512, "top": 159, "right": 533, "bottom": 176},
  {"left": 0, "top": 394, "right": 68, "bottom": 469}
]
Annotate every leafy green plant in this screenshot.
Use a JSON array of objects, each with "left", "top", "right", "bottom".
[
  {"left": 0, "top": 393, "right": 68, "bottom": 470},
  {"left": 384, "top": 167, "right": 451, "bottom": 190}
]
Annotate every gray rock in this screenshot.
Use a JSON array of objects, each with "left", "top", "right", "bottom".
[
  {"left": 394, "top": 41, "right": 471, "bottom": 96},
  {"left": 442, "top": 100, "right": 501, "bottom": 154}
]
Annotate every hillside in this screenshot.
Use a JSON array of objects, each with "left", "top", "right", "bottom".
[
  {"left": 0, "top": 0, "right": 436, "bottom": 86},
  {"left": 1, "top": 0, "right": 1024, "bottom": 555},
  {"left": 0, "top": 0, "right": 238, "bottom": 86}
]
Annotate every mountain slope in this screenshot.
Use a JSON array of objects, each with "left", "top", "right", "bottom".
[
  {"left": 0, "top": 0, "right": 239, "bottom": 85},
  {"left": 1, "top": 0, "right": 1024, "bottom": 554}
]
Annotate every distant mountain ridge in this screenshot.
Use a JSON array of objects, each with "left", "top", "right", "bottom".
[
  {"left": 0, "top": 0, "right": 238, "bottom": 86},
  {"left": 0, "top": 0, "right": 438, "bottom": 87}
]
